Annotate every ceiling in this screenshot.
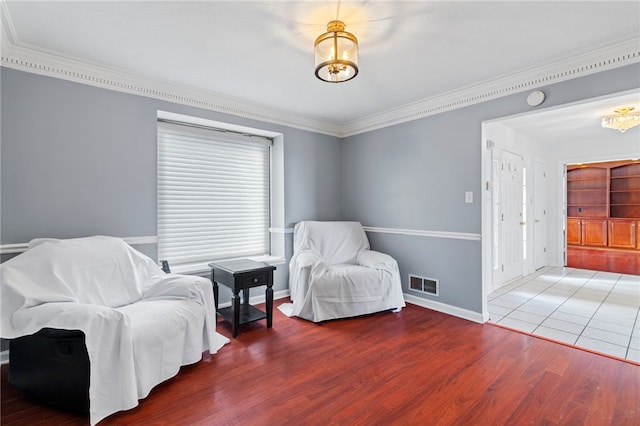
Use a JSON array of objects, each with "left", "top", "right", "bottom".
[
  {"left": 2, "top": 1, "right": 640, "bottom": 134},
  {"left": 499, "top": 90, "right": 640, "bottom": 144}
]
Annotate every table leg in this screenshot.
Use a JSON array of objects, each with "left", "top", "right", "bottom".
[
  {"left": 266, "top": 284, "right": 273, "bottom": 328},
  {"left": 242, "top": 288, "right": 250, "bottom": 304},
  {"left": 213, "top": 281, "right": 219, "bottom": 311},
  {"left": 232, "top": 291, "right": 240, "bottom": 338}
]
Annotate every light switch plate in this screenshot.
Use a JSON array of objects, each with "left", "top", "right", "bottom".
[{"left": 465, "top": 191, "right": 473, "bottom": 203}]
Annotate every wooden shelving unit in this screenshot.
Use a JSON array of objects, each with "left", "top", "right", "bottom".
[
  {"left": 566, "top": 160, "right": 640, "bottom": 275},
  {"left": 566, "top": 167, "right": 607, "bottom": 217},
  {"left": 609, "top": 163, "right": 640, "bottom": 218}
]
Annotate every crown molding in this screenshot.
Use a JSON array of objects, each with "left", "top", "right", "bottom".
[
  {"left": 0, "top": 39, "right": 343, "bottom": 138},
  {"left": 1, "top": 10, "right": 638, "bottom": 140},
  {"left": 341, "top": 37, "right": 640, "bottom": 137}
]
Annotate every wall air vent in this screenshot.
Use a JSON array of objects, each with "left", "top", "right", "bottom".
[{"left": 409, "top": 274, "right": 439, "bottom": 296}]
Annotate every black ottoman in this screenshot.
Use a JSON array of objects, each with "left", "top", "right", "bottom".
[{"left": 9, "top": 328, "right": 90, "bottom": 413}]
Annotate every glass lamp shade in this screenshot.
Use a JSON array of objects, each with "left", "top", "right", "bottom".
[{"left": 314, "top": 21, "right": 358, "bottom": 83}]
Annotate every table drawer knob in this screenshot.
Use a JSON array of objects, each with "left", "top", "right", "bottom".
[{"left": 253, "top": 278, "right": 258, "bottom": 283}]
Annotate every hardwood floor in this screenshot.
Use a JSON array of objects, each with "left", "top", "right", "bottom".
[
  {"left": 2, "top": 300, "right": 639, "bottom": 425},
  {"left": 567, "top": 246, "right": 640, "bottom": 275}
]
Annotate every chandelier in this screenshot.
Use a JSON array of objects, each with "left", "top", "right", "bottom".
[
  {"left": 314, "top": 20, "right": 358, "bottom": 83},
  {"left": 601, "top": 107, "right": 640, "bottom": 133}
]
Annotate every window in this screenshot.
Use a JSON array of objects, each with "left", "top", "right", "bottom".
[{"left": 157, "top": 119, "right": 272, "bottom": 273}]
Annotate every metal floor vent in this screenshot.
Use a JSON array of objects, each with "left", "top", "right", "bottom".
[{"left": 409, "top": 274, "right": 439, "bottom": 296}]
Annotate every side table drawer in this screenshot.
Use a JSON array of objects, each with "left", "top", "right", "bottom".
[{"left": 242, "top": 273, "right": 268, "bottom": 287}]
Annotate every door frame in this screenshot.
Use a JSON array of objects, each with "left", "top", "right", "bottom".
[
  {"left": 533, "top": 159, "right": 547, "bottom": 270},
  {"left": 481, "top": 125, "right": 537, "bottom": 320}
]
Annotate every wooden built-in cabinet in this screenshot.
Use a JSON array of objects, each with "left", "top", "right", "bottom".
[
  {"left": 582, "top": 219, "right": 608, "bottom": 247},
  {"left": 567, "top": 160, "right": 640, "bottom": 274},
  {"left": 566, "top": 218, "right": 582, "bottom": 245},
  {"left": 566, "top": 218, "right": 635, "bottom": 248},
  {"left": 608, "top": 219, "right": 637, "bottom": 249}
]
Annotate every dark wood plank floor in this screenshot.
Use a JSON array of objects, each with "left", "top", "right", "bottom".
[
  {"left": 2, "top": 300, "right": 639, "bottom": 425},
  {"left": 568, "top": 246, "right": 640, "bottom": 275}
]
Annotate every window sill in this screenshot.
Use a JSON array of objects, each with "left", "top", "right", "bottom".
[
  {"left": 171, "top": 256, "right": 286, "bottom": 276},
  {"left": 247, "top": 255, "right": 287, "bottom": 266}
]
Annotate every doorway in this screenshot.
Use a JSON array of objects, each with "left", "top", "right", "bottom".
[
  {"left": 480, "top": 89, "right": 640, "bottom": 322},
  {"left": 482, "top": 128, "right": 546, "bottom": 301}
]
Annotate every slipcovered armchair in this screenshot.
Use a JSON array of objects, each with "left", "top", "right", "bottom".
[
  {"left": 1, "top": 236, "right": 229, "bottom": 425},
  {"left": 288, "top": 221, "right": 405, "bottom": 322}
]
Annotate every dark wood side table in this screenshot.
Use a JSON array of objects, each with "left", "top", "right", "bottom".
[{"left": 209, "top": 259, "right": 276, "bottom": 338}]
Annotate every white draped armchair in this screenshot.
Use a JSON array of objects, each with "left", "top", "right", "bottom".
[{"left": 288, "top": 221, "right": 405, "bottom": 322}]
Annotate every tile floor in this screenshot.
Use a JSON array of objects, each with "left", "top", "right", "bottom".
[{"left": 487, "top": 266, "right": 640, "bottom": 363}]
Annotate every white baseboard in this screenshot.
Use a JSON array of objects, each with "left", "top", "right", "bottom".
[{"left": 403, "top": 293, "right": 484, "bottom": 324}]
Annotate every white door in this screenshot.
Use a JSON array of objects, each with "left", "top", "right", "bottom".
[
  {"left": 499, "top": 150, "right": 524, "bottom": 285},
  {"left": 533, "top": 160, "right": 547, "bottom": 270}
]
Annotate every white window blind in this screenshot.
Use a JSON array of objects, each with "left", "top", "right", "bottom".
[{"left": 157, "top": 120, "right": 271, "bottom": 272}]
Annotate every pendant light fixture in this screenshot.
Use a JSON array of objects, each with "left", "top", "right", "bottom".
[
  {"left": 601, "top": 107, "right": 640, "bottom": 133},
  {"left": 314, "top": 20, "right": 359, "bottom": 83}
]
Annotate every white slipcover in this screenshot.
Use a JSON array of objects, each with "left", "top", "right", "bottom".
[
  {"left": 289, "top": 221, "right": 405, "bottom": 322},
  {"left": 1, "top": 236, "right": 229, "bottom": 425}
]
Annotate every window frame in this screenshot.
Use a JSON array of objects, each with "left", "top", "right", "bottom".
[{"left": 156, "top": 111, "right": 285, "bottom": 274}]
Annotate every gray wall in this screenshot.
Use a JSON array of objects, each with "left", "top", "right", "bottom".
[
  {"left": 1, "top": 67, "right": 343, "bottom": 296},
  {"left": 281, "top": 128, "right": 343, "bottom": 227},
  {"left": 341, "top": 63, "right": 640, "bottom": 313},
  {"left": 2, "top": 63, "right": 639, "bottom": 318},
  {"left": 2, "top": 69, "right": 157, "bottom": 244}
]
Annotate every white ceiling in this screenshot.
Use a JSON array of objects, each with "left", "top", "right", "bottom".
[
  {"left": 499, "top": 90, "right": 640, "bottom": 144},
  {"left": 2, "top": 1, "right": 640, "bottom": 133}
]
